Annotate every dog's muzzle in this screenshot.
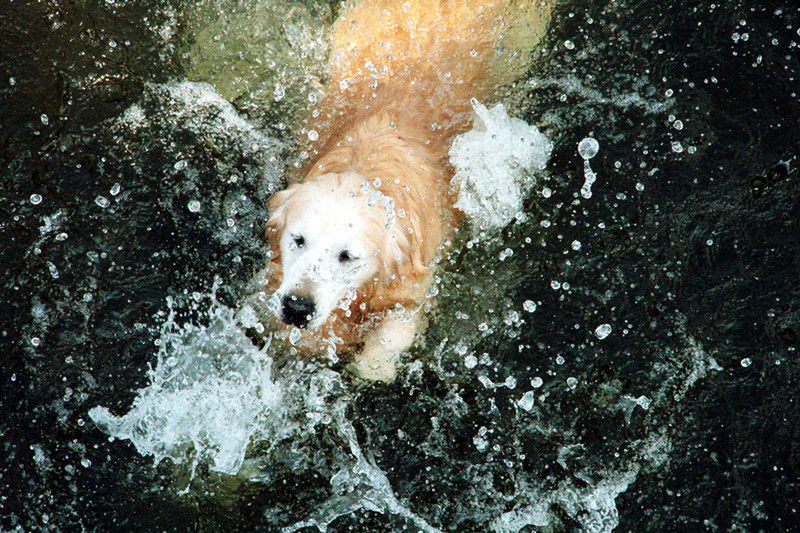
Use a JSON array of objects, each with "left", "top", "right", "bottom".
[{"left": 281, "top": 293, "right": 315, "bottom": 328}]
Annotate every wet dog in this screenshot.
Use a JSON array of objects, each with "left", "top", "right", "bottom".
[{"left": 264, "top": 0, "right": 553, "bottom": 381}]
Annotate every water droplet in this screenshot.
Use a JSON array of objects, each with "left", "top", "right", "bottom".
[
  {"left": 109, "top": 40, "right": 117, "bottom": 48},
  {"left": 566, "top": 377, "right": 578, "bottom": 389},
  {"left": 40, "top": 114, "right": 49, "bottom": 125},
  {"left": 673, "top": 120, "right": 683, "bottom": 130},
  {"left": 173, "top": 160, "right": 187, "bottom": 171},
  {"left": 564, "top": 40, "right": 575, "bottom": 50},
  {"left": 706, "top": 239, "right": 714, "bottom": 246},
  {"left": 110, "top": 183, "right": 121, "bottom": 196},
  {"left": 274, "top": 84, "right": 285, "bottom": 101},
  {"left": 571, "top": 240, "right": 582, "bottom": 251},
  {"left": 289, "top": 328, "right": 301, "bottom": 345},
  {"left": 9, "top": 77, "right": 16, "bottom": 86},
  {"left": 541, "top": 187, "right": 552, "bottom": 198},
  {"left": 550, "top": 280, "right": 561, "bottom": 290},
  {"left": 47, "top": 261, "right": 59, "bottom": 279},
  {"left": 556, "top": 355, "right": 565, "bottom": 365},
  {"left": 94, "top": 195, "right": 110, "bottom": 208},
  {"left": 635, "top": 182, "right": 645, "bottom": 191},
  {"left": 531, "top": 376, "right": 543, "bottom": 388},
  {"left": 80, "top": 458, "right": 91, "bottom": 468},
  {"left": 740, "top": 357, "right": 752, "bottom": 368},
  {"left": 523, "top": 300, "right": 537, "bottom": 312},
  {"left": 578, "top": 137, "right": 599, "bottom": 160},
  {"left": 187, "top": 200, "right": 201, "bottom": 213},
  {"left": 307, "top": 130, "right": 319, "bottom": 141},
  {"left": 464, "top": 354, "right": 478, "bottom": 369},
  {"left": 31, "top": 337, "right": 41, "bottom": 346},
  {"left": 518, "top": 391, "right": 535, "bottom": 411},
  {"left": 595, "top": 323, "right": 612, "bottom": 339},
  {"left": 671, "top": 141, "right": 684, "bottom": 153},
  {"left": 30, "top": 194, "right": 42, "bottom": 205}
]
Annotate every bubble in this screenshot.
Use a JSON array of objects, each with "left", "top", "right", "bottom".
[
  {"left": 307, "top": 130, "right": 319, "bottom": 141},
  {"left": 671, "top": 141, "right": 684, "bottom": 153},
  {"left": 498, "top": 248, "right": 513, "bottom": 261},
  {"left": 740, "top": 357, "right": 752, "bottom": 368},
  {"left": 30, "top": 194, "right": 42, "bottom": 205},
  {"left": 47, "top": 261, "right": 59, "bottom": 279},
  {"left": 523, "top": 300, "right": 537, "bottom": 313},
  {"left": 571, "top": 240, "right": 582, "bottom": 251},
  {"left": 556, "top": 355, "right": 565, "bottom": 365},
  {"left": 187, "top": 200, "right": 201, "bottom": 213},
  {"left": 566, "top": 377, "right": 578, "bottom": 389},
  {"left": 578, "top": 137, "right": 599, "bottom": 160},
  {"left": 30, "top": 337, "right": 41, "bottom": 347},
  {"left": 94, "top": 195, "right": 110, "bottom": 208},
  {"left": 541, "top": 187, "right": 552, "bottom": 198},
  {"left": 550, "top": 280, "right": 561, "bottom": 290},
  {"left": 531, "top": 377, "right": 543, "bottom": 388},
  {"left": 518, "top": 391, "right": 535, "bottom": 411},
  {"left": 673, "top": 120, "right": 683, "bottom": 130},
  {"left": 564, "top": 40, "right": 575, "bottom": 50},
  {"left": 464, "top": 355, "right": 478, "bottom": 369},
  {"left": 594, "top": 323, "right": 612, "bottom": 339}
]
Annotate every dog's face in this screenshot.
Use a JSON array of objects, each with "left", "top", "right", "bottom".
[{"left": 266, "top": 172, "right": 408, "bottom": 330}]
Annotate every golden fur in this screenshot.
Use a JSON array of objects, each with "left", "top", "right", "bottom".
[{"left": 264, "top": 0, "right": 553, "bottom": 380}]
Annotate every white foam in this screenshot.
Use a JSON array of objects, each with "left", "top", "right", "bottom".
[
  {"left": 88, "top": 282, "right": 438, "bottom": 529},
  {"left": 449, "top": 100, "right": 552, "bottom": 233},
  {"left": 89, "top": 293, "right": 284, "bottom": 476}
]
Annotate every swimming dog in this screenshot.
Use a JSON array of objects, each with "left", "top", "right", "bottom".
[{"left": 264, "top": 0, "right": 553, "bottom": 381}]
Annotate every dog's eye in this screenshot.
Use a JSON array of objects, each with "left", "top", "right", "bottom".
[
  {"left": 338, "top": 250, "right": 354, "bottom": 263},
  {"left": 293, "top": 235, "right": 305, "bottom": 248}
]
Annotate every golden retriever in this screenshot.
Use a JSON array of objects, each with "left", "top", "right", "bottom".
[{"left": 264, "top": 0, "right": 553, "bottom": 382}]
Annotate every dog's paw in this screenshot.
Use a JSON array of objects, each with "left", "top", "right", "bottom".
[{"left": 351, "top": 349, "right": 397, "bottom": 383}]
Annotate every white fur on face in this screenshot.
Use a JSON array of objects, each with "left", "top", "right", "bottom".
[{"left": 272, "top": 175, "right": 385, "bottom": 330}]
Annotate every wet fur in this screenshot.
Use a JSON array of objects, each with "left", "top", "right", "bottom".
[{"left": 264, "top": 0, "right": 553, "bottom": 380}]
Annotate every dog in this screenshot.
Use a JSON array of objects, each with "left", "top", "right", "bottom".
[{"left": 264, "top": 0, "right": 553, "bottom": 382}]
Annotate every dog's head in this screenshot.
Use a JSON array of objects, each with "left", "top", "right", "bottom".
[{"left": 265, "top": 171, "right": 421, "bottom": 330}]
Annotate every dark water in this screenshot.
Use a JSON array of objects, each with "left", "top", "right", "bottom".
[{"left": 2, "top": 0, "right": 800, "bottom": 531}]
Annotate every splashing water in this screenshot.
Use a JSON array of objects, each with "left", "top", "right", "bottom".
[
  {"left": 449, "top": 100, "right": 552, "bottom": 232},
  {"left": 88, "top": 281, "right": 440, "bottom": 530},
  {"left": 578, "top": 136, "right": 600, "bottom": 199}
]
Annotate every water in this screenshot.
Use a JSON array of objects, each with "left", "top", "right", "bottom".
[{"left": 3, "top": 0, "right": 800, "bottom": 531}]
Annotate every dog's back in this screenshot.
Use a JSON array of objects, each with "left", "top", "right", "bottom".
[{"left": 305, "top": 0, "right": 554, "bottom": 157}]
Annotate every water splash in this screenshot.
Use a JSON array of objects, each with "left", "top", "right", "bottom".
[{"left": 449, "top": 100, "right": 552, "bottom": 233}]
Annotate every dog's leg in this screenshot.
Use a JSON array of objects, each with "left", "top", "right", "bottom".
[{"left": 353, "top": 310, "right": 419, "bottom": 383}]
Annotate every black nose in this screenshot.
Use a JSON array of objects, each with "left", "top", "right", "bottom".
[{"left": 281, "top": 294, "right": 315, "bottom": 328}]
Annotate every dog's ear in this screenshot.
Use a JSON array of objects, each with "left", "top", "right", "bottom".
[{"left": 265, "top": 184, "right": 299, "bottom": 264}]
